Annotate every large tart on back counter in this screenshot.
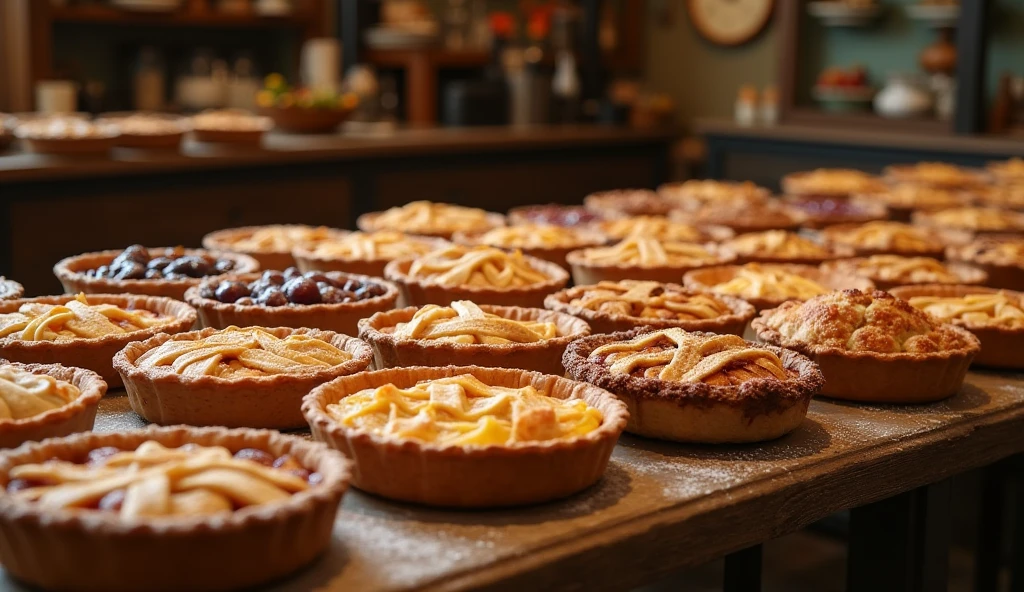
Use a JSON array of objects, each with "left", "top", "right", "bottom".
[
  {"left": 947, "top": 237, "right": 1024, "bottom": 291},
  {"left": 0, "top": 362, "right": 107, "bottom": 449},
  {"left": 302, "top": 366, "right": 628, "bottom": 507},
  {"left": 657, "top": 179, "right": 770, "bottom": 211},
  {"left": 821, "top": 255, "right": 987, "bottom": 290},
  {"left": 358, "top": 300, "right": 589, "bottom": 376},
  {"left": 544, "top": 280, "right": 755, "bottom": 335},
  {"left": 781, "top": 168, "right": 886, "bottom": 199},
  {"left": 453, "top": 224, "right": 608, "bottom": 269},
  {"left": 0, "top": 294, "right": 196, "bottom": 386},
  {"left": 884, "top": 162, "right": 990, "bottom": 190},
  {"left": 185, "top": 269, "right": 399, "bottom": 336},
  {"left": 564, "top": 328, "right": 823, "bottom": 443},
  {"left": 0, "top": 425, "right": 351, "bottom": 592},
  {"left": 54, "top": 245, "right": 260, "bottom": 300},
  {"left": 684, "top": 201, "right": 807, "bottom": 235},
  {"left": 566, "top": 237, "right": 734, "bottom": 285},
  {"left": 988, "top": 157, "right": 1024, "bottom": 184},
  {"left": 855, "top": 184, "right": 972, "bottom": 222},
  {"left": 583, "top": 189, "right": 674, "bottom": 218},
  {"left": 913, "top": 207, "right": 1024, "bottom": 236},
  {"left": 357, "top": 201, "right": 505, "bottom": 240},
  {"left": 683, "top": 262, "right": 874, "bottom": 311},
  {"left": 292, "top": 231, "right": 449, "bottom": 278},
  {"left": 507, "top": 204, "right": 605, "bottom": 227},
  {"left": 781, "top": 196, "right": 888, "bottom": 229},
  {"left": 723, "top": 230, "right": 855, "bottom": 265},
  {"left": 201, "top": 224, "right": 347, "bottom": 270},
  {"left": 821, "top": 221, "right": 965, "bottom": 259},
  {"left": 752, "top": 289, "right": 980, "bottom": 402},
  {"left": 598, "top": 215, "right": 734, "bottom": 243},
  {"left": 115, "top": 326, "right": 372, "bottom": 429},
  {"left": 0, "top": 278, "right": 23, "bottom": 301},
  {"left": 890, "top": 284, "right": 1024, "bottom": 369},
  {"left": 384, "top": 245, "right": 569, "bottom": 308}
]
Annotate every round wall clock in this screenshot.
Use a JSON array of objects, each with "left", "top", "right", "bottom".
[{"left": 686, "top": 0, "right": 775, "bottom": 47}]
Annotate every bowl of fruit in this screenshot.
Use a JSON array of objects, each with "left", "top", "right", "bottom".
[
  {"left": 813, "top": 65, "right": 876, "bottom": 113},
  {"left": 256, "top": 73, "right": 359, "bottom": 134}
]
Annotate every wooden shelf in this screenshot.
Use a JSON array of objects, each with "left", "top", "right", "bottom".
[
  {"left": 785, "top": 107, "right": 953, "bottom": 134},
  {"left": 49, "top": 4, "right": 317, "bottom": 28}
]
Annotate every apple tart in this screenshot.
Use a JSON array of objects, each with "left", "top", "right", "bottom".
[
  {"left": 507, "top": 204, "right": 604, "bottom": 227},
  {"left": 202, "top": 224, "right": 347, "bottom": 270},
  {"left": 988, "top": 157, "right": 1024, "bottom": 183},
  {"left": 545, "top": 280, "right": 755, "bottom": 335},
  {"left": 453, "top": 224, "right": 608, "bottom": 269},
  {"left": 821, "top": 221, "right": 957, "bottom": 259},
  {"left": 0, "top": 362, "right": 106, "bottom": 449},
  {"left": 884, "top": 162, "right": 990, "bottom": 190},
  {"left": 914, "top": 207, "right": 1024, "bottom": 235},
  {"left": 0, "top": 426, "right": 351, "bottom": 591},
  {"left": 0, "top": 278, "right": 23, "bottom": 301},
  {"left": 753, "top": 289, "right": 979, "bottom": 402},
  {"left": 293, "top": 231, "right": 449, "bottom": 277},
  {"left": 947, "top": 237, "right": 1024, "bottom": 291},
  {"left": 781, "top": 168, "right": 886, "bottom": 198},
  {"left": 724, "top": 230, "right": 854, "bottom": 265},
  {"left": 303, "top": 366, "right": 627, "bottom": 507},
  {"left": 856, "top": 184, "right": 971, "bottom": 221},
  {"left": 657, "top": 179, "right": 770, "bottom": 211},
  {"left": 356, "top": 200, "right": 505, "bottom": 239},
  {"left": 781, "top": 196, "right": 888, "bottom": 229},
  {"left": 583, "top": 189, "right": 674, "bottom": 218},
  {"left": 598, "top": 215, "right": 733, "bottom": 243},
  {"left": 358, "top": 300, "right": 590, "bottom": 375},
  {"left": 566, "top": 237, "right": 733, "bottom": 285},
  {"left": 384, "top": 245, "right": 569, "bottom": 308},
  {"left": 565, "top": 328, "right": 822, "bottom": 443},
  {"left": 822, "top": 255, "right": 987, "bottom": 290},
  {"left": 685, "top": 202, "right": 807, "bottom": 235},
  {"left": 684, "top": 263, "right": 874, "bottom": 311},
  {"left": 115, "top": 326, "right": 372, "bottom": 429},
  {"left": 973, "top": 183, "right": 1024, "bottom": 211}
]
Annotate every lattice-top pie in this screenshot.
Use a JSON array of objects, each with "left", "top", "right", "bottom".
[
  {"left": 988, "top": 158, "right": 1024, "bottom": 183},
  {"left": 701, "top": 263, "right": 829, "bottom": 301},
  {"left": 598, "top": 216, "right": 714, "bottom": 243},
  {"left": 206, "top": 225, "right": 341, "bottom": 253},
  {"left": 950, "top": 237, "right": 1024, "bottom": 267},
  {"left": 782, "top": 168, "right": 886, "bottom": 197},
  {"left": 0, "top": 365, "right": 80, "bottom": 421},
  {"left": 725, "top": 230, "right": 835, "bottom": 260},
  {"left": 823, "top": 221, "right": 947, "bottom": 256},
  {"left": 826, "top": 255, "right": 975, "bottom": 286},
  {"left": 885, "top": 162, "right": 989, "bottom": 189},
  {"left": 584, "top": 189, "right": 674, "bottom": 217},
  {"left": 301, "top": 231, "right": 441, "bottom": 261},
  {"left": 859, "top": 184, "right": 970, "bottom": 211},
  {"left": 404, "top": 245, "right": 554, "bottom": 288},
  {"left": 391, "top": 301, "right": 557, "bottom": 344},
  {"left": 908, "top": 291, "right": 1024, "bottom": 329},
  {"left": 688, "top": 202, "right": 806, "bottom": 233},
  {"left": 326, "top": 373, "right": 603, "bottom": 446},
  {"left": 0, "top": 294, "right": 174, "bottom": 342},
  {"left": 465, "top": 224, "right": 604, "bottom": 250},
  {"left": 358, "top": 201, "right": 504, "bottom": 237},
  {"left": 973, "top": 184, "right": 1024, "bottom": 210},
  {"left": 572, "top": 238, "right": 723, "bottom": 268},
  {"left": 658, "top": 180, "right": 770, "bottom": 210},
  {"left": 915, "top": 207, "right": 1024, "bottom": 233},
  {"left": 564, "top": 280, "right": 733, "bottom": 321}
]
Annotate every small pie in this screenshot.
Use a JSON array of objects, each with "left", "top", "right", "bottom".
[
  {"left": 185, "top": 269, "right": 399, "bottom": 336},
  {"left": 358, "top": 300, "right": 590, "bottom": 375},
  {"left": 890, "top": 284, "right": 1024, "bottom": 369},
  {"left": 884, "top": 162, "right": 990, "bottom": 190},
  {"left": 507, "top": 204, "right": 605, "bottom": 227},
  {"left": 683, "top": 263, "right": 874, "bottom": 311},
  {"left": 821, "top": 221, "right": 959, "bottom": 259},
  {"left": 566, "top": 237, "right": 733, "bottom": 286},
  {"left": 781, "top": 196, "right": 889, "bottom": 229},
  {"left": 292, "top": 231, "right": 450, "bottom": 278},
  {"left": 453, "top": 224, "right": 608, "bottom": 269},
  {"left": 564, "top": 328, "right": 823, "bottom": 443},
  {"left": 115, "top": 326, "right": 373, "bottom": 429},
  {"left": 988, "top": 157, "right": 1024, "bottom": 183},
  {"left": 0, "top": 294, "right": 196, "bottom": 386},
  {"left": 583, "top": 189, "right": 675, "bottom": 218},
  {"left": 683, "top": 202, "right": 807, "bottom": 235},
  {"left": 0, "top": 277, "right": 23, "bottom": 301},
  {"left": 598, "top": 215, "right": 734, "bottom": 243},
  {"left": 302, "top": 366, "right": 627, "bottom": 507},
  {"left": 752, "top": 289, "right": 979, "bottom": 402},
  {"left": 781, "top": 168, "right": 886, "bottom": 198},
  {"left": 723, "top": 230, "right": 854, "bottom": 265},
  {"left": 356, "top": 200, "right": 506, "bottom": 239},
  {"left": 657, "top": 180, "right": 770, "bottom": 211},
  {"left": 972, "top": 183, "right": 1024, "bottom": 211},
  {"left": 54, "top": 245, "right": 260, "bottom": 300},
  {"left": 856, "top": 184, "right": 972, "bottom": 221},
  {"left": 202, "top": 224, "right": 347, "bottom": 270},
  {"left": 821, "top": 255, "right": 987, "bottom": 290},
  {"left": 0, "top": 362, "right": 106, "bottom": 449},
  {"left": 0, "top": 425, "right": 351, "bottom": 591},
  {"left": 947, "top": 237, "right": 1024, "bottom": 291},
  {"left": 544, "top": 280, "right": 755, "bottom": 335},
  {"left": 384, "top": 245, "right": 569, "bottom": 308},
  {"left": 913, "top": 207, "right": 1024, "bottom": 235}
]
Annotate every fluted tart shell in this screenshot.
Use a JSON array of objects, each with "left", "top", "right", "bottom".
[{"left": 0, "top": 362, "right": 107, "bottom": 449}]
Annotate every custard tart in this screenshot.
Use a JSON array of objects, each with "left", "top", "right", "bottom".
[
  {"left": 357, "top": 201, "right": 505, "bottom": 239},
  {"left": 566, "top": 237, "right": 733, "bottom": 285},
  {"left": 0, "top": 362, "right": 106, "bottom": 449},
  {"left": 202, "top": 224, "right": 347, "bottom": 270}
]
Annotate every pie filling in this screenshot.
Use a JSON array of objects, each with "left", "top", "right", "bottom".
[
  {"left": 84, "top": 245, "right": 238, "bottom": 281},
  {"left": 579, "top": 238, "right": 721, "bottom": 267},
  {"left": 134, "top": 327, "right": 352, "bottom": 378},
  {"left": 726, "top": 231, "right": 831, "bottom": 258},
  {"left": 475, "top": 225, "right": 595, "bottom": 249},
  {"left": 326, "top": 374, "right": 602, "bottom": 446},
  {"left": 599, "top": 216, "right": 704, "bottom": 242},
  {"left": 847, "top": 256, "right": 960, "bottom": 283},
  {"left": 588, "top": 329, "right": 791, "bottom": 385},
  {"left": 0, "top": 366, "right": 80, "bottom": 421},
  {"left": 306, "top": 231, "right": 439, "bottom": 260},
  {"left": 710, "top": 264, "right": 828, "bottom": 300},
  {"left": 908, "top": 292, "right": 1024, "bottom": 329},
  {"left": 225, "top": 225, "right": 337, "bottom": 251},
  {"left": 200, "top": 268, "right": 387, "bottom": 306},
  {"left": 407, "top": 246, "right": 552, "bottom": 288},
  {"left": 567, "top": 280, "right": 733, "bottom": 321},
  {"left": 391, "top": 300, "right": 557, "bottom": 344},
  {"left": 371, "top": 201, "right": 493, "bottom": 234},
  {"left": 4, "top": 441, "right": 317, "bottom": 519},
  {"left": 0, "top": 294, "right": 172, "bottom": 342},
  {"left": 827, "top": 222, "right": 941, "bottom": 252}
]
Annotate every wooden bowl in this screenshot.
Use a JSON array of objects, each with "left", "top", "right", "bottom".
[{"left": 258, "top": 106, "right": 352, "bottom": 134}]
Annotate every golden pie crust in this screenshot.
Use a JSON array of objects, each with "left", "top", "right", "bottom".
[
  {"left": 384, "top": 246, "right": 569, "bottom": 308},
  {"left": 0, "top": 425, "right": 351, "bottom": 592},
  {"left": 972, "top": 183, "right": 1024, "bottom": 211},
  {"left": 115, "top": 327, "right": 372, "bottom": 429},
  {"left": 947, "top": 237, "right": 1024, "bottom": 291},
  {"left": 884, "top": 162, "right": 990, "bottom": 190},
  {"left": 821, "top": 256, "right": 987, "bottom": 291},
  {"left": 0, "top": 294, "right": 196, "bottom": 387},
  {"left": 0, "top": 362, "right": 106, "bottom": 449},
  {"left": 657, "top": 180, "right": 770, "bottom": 211},
  {"left": 452, "top": 224, "right": 609, "bottom": 270},
  {"left": 683, "top": 202, "right": 807, "bottom": 235},
  {"left": 202, "top": 224, "right": 348, "bottom": 270},
  {"left": 0, "top": 278, "right": 23, "bottom": 301},
  {"left": 856, "top": 184, "right": 972, "bottom": 221},
  {"left": 358, "top": 303, "right": 590, "bottom": 375},
  {"left": 684, "top": 263, "right": 875, "bottom": 311},
  {"left": 184, "top": 271, "right": 399, "bottom": 336},
  {"left": 781, "top": 196, "right": 889, "bottom": 229},
  {"left": 821, "top": 221, "right": 966, "bottom": 259},
  {"left": 988, "top": 158, "right": 1024, "bottom": 183},
  {"left": 302, "top": 365, "right": 627, "bottom": 507},
  {"left": 753, "top": 289, "right": 979, "bottom": 403},
  {"left": 598, "top": 215, "right": 734, "bottom": 243},
  {"left": 724, "top": 230, "right": 855, "bottom": 265},
  {"left": 293, "top": 231, "right": 450, "bottom": 278},
  {"left": 890, "top": 284, "right": 1024, "bottom": 369},
  {"left": 914, "top": 207, "right": 1024, "bottom": 235},
  {"left": 356, "top": 201, "right": 506, "bottom": 239},
  {"left": 54, "top": 248, "right": 261, "bottom": 301},
  {"left": 583, "top": 189, "right": 674, "bottom": 218},
  {"left": 781, "top": 168, "right": 886, "bottom": 198},
  {"left": 564, "top": 328, "right": 823, "bottom": 443},
  {"left": 566, "top": 238, "right": 734, "bottom": 285},
  {"left": 545, "top": 280, "right": 755, "bottom": 335}
]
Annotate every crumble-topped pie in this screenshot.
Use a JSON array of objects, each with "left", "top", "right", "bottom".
[
  {"left": 303, "top": 366, "right": 627, "bottom": 507},
  {"left": 821, "top": 255, "right": 987, "bottom": 290},
  {"left": 683, "top": 263, "right": 874, "bottom": 311},
  {"left": 293, "top": 231, "right": 448, "bottom": 278},
  {"left": 358, "top": 301, "right": 589, "bottom": 375},
  {"left": 544, "top": 280, "right": 755, "bottom": 335},
  {"left": 453, "top": 224, "right": 608, "bottom": 269},
  {"left": 753, "top": 289, "right": 979, "bottom": 402},
  {"left": 202, "top": 224, "right": 347, "bottom": 270},
  {"left": 724, "top": 230, "right": 854, "bottom": 265},
  {"left": 821, "top": 221, "right": 955, "bottom": 258},
  {"left": 657, "top": 180, "right": 770, "bottom": 211},
  {"left": 564, "top": 328, "right": 822, "bottom": 443},
  {"left": 583, "top": 189, "right": 674, "bottom": 218},
  {"left": 884, "top": 162, "right": 990, "bottom": 190},
  {"left": 0, "top": 362, "right": 106, "bottom": 449},
  {"left": 566, "top": 237, "right": 733, "bottom": 285},
  {"left": 598, "top": 215, "right": 732, "bottom": 243},
  {"left": 947, "top": 237, "right": 1024, "bottom": 290},
  {"left": 781, "top": 168, "right": 886, "bottom": 198},
  {"left": 914, "top": 207, "right": 1024, "bottom": 235},
  {"left": 357, "top": 201, "right": 506, "bottom": 239}
]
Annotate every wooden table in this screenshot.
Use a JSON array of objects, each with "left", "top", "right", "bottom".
[{"left": 2, "top": 370, "right": 1021, "bottom": 591}]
